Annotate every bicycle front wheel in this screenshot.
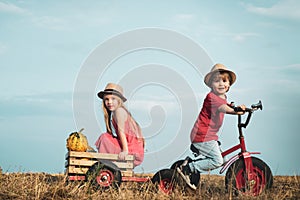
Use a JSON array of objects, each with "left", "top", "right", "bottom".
[{"left": 225, "top": 157, "right": 273, "bottom": 196}]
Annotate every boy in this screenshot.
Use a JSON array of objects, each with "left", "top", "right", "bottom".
[{"left": 177, "top": 63, "right": 245, "bottom": 190}]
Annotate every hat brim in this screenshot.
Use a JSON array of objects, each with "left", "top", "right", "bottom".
[
  {"left": 97, "top": 89, "right": 127, "bottom": 102},
  {"left": 204, "top": 69, "right": 236, "bottom": 86}
]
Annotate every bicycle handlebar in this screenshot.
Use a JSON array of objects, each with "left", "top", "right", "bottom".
[
  {"left": 233, "top": 100, "right": 263, "bottom": 113},
  {"left": 250, "top": 100, "right": 263, "bottom": 111},
  {"left": 232, "top": 100, "right": 263, "bottom": 129}
]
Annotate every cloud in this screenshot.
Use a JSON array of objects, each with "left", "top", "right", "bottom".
[
  {"left": 245, "top": 0, "right": 300, "bottom": 21},
  {"left": 168, "top": 13, "right": 198, "bottom": 32},
  {"left": 126, "top": 90, "right": 205, "bottom": 127},
  {"left": 284, "top": 63, "right": 300, "bottom": 70},
  {"left": 31, "top": 9, "right": 113, "bottom": 31},
  {"left": 203, "top": 27, "right": 260, "bottom": 43},
  {"left": 231, "top": 32, "right": 260, "bottom": 42},
  {"left": 0, "top": 1, "right": 112, "bottom": 31},
  {"left": 32, "top": 15, "right": 69, "bottom": 31},
  {"left": 257, "top": 63, "right": 300, "bottom": 97},
  {"left": 173, "top": 14, "right": 196, "bottom": 22},
  {"left": 0, "top": 1, "right": 28, "bottom": 15},
  {"left": 278, "top": 63, "right": 300, "bottom": 82},
  {"left": 178, "top": 15, "right": 260, "bottom": 43},
  {"left": 0, "top": 92, "right": 72, "bottom": 118},
  {"left": 270, "top": 63, "right": 300, "bottom": 76},
  {"left": 127, "top": 94, "right": 179, "bottom": 114}
]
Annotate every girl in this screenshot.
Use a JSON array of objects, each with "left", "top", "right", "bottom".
[
  {"left": 177, "top": 63, "right": 245, "bottom": 189},
  {"left": 95, "top": 83, "right": 144, "bottom": 167}
]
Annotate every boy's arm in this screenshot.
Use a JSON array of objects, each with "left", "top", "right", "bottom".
[{"left": 218, "top": 104, "right": 246, "bottom": 115}]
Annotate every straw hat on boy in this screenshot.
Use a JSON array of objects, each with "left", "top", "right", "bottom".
[
  {"left": 97, "top": 83, "right": 127, "bottom": 102},
  {"left": 204, "top": 63, "right": 236, "bottom": 86}
]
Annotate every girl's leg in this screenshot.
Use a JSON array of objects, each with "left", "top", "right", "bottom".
[
  {"left": 95, "top": 133, "right": 121, "bottom": 154},
  {"left": 189, "top": 140, "right": 223, "bottom": 173}
]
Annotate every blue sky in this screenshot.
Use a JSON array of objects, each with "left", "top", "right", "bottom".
[{"left": 0, "top": 0, "right": 299, "bottom": 175}]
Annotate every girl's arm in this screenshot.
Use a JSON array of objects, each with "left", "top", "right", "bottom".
[
  {"left": 218, "top": 104, "right": 246, "bottom": 115},
  {"left": 114, "top": 107, "right": 129, "bottom": 160}
]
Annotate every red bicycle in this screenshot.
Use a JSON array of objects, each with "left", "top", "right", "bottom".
[{"left": 152, "top": 100, "right": 273, "bottom": 196}]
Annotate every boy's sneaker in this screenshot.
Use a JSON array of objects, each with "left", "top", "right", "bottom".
[{"left": 176, "top": 163, "right": 197, "bottom": 190}]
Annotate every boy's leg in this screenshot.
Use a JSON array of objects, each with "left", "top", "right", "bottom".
[
  {"left": 189, "top": 140, "right": 223, "bottom": 173},
  {"left": 176, "top": 162, "right": 197, "bottom": 190}
]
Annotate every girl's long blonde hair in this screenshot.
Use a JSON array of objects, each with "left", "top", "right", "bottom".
[{"left": 102, "top": 96, "right": 143, "bottom": 140}]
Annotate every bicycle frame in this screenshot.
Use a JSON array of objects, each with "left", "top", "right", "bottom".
[{"left": 219, "top": 108, "right": 260, "bottom": 176}]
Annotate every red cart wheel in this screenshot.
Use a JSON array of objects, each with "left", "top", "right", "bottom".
[
  {"left": 87, "top": 162, "right": 121, "bottom": 190},
  {"left": 96, "top": 168, "right": 115, "bottom": 187}
]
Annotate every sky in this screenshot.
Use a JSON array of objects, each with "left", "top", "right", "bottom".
[{"left": 0, "top": 0, "right": 299, "bottom": 176}]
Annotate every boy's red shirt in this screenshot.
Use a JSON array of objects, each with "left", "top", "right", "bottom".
[{"left": 190, "top": 91, "right": 227, "bottom": 143}]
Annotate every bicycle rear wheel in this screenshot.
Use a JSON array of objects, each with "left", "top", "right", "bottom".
[{"left": 152, "top": 169, "right": 184, "bottom": 195}]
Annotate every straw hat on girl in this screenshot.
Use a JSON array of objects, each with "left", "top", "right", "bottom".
[{"left": 97, "top": 83, "right": 127, "bottom": 102}]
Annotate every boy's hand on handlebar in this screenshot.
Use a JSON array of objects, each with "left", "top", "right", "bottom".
[{"left": 234, "top": 104, "right": 246, "bottom": 114}]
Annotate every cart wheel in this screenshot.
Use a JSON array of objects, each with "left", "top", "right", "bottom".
[
  {"left": 170, "top": 159, "right": 200, "bottom": 187},
  {"left": 151, "top": 169, "right": 184, "bottom": 195},
  {"left": 86, "top": 162, "right": 121, "bottom": 191},
  {"left": 225, "top": 157, "right": 273, "bottom": 196}
]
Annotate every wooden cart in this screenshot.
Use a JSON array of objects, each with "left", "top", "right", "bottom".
[
  {"left": 65, "top": 150, "right": 185, "bottom": 193},
  {"left": 65, "top": 151, "right": 153, "bottom": 189}
]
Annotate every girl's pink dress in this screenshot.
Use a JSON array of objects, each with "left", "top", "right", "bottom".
[{"left": 95, "top": 117, "right": 144, "bottom": 167}]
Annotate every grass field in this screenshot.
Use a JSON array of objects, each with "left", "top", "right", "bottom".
[{"left": 0, "top": 171, "right": 299, "bottom": 200}]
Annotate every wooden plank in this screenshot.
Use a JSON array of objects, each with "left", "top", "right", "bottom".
[
  {"left": 67, "top": 158, "right": 134, "bottom": 169},
  {"left": 67, "top": 166, "right": 88, "bottom": 174},
  {"left": 66, "top": 151, "right": 134, "bottom": 161},
  {"left": 68, "top": 159, "right": 98, "bottom": 167},
  {"left": 121, "top": 171, "right": 133, "bottom": 177},
  {"left": 132, "top": 173, "right": 154, "bottom": 178},
  {"left": 111, "top": 161, "right": 134, "bottom": 169},
  {"left": 66, "top": 166, "right": 133, "bottom": 177}
]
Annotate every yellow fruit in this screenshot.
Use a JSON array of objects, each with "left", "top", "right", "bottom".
[{"left": 66, "top": 128, "right": 88, "bottom": 152}]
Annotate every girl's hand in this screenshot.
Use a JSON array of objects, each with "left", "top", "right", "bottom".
[{"left": 118, "top": 151, "right": 128, "bottom": 160}]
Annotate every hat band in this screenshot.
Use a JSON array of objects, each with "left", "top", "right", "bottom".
[{"left": 104, "top": 89, "right": 126, "bottom": 101}]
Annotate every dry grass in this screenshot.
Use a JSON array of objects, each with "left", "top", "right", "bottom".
[{"left": 0, "top": 171, "right": 299, "bottom": 200}]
